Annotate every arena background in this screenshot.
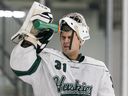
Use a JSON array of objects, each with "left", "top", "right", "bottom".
[{"left": 0, "top": 0, "right": 127, "bottom": 96}]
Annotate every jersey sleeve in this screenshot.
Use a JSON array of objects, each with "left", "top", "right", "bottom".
[
  {"left": 10, "top": 41, "right": 41, "bottom": 84},
  {"left": 97, "top": 69, "right": 115, "bottom": 96}
]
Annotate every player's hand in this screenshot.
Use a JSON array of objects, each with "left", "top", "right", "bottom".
[
  {"left": 36, "top": 28, "right": 54, "bottom": 45},
  {"left": 21, "top": 27, "right": 54, "bottom": 53},
  {"left": 35, "top": 28, "right": 54, "bottom": 53}
]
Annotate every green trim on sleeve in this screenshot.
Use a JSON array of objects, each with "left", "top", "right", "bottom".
[{"left": 11, "top": 55, "right": 41, "bottom": 76}]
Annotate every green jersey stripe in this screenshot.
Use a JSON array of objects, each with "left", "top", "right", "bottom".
[{"left": 11, "top": 55, "right": 41, "bottom": 76}]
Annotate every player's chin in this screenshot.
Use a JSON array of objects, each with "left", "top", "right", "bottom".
[
  {"left": 63, "top": 47, "right": 70, "bottom": 52},
  {"left": 63, "top": 49, "right": 72, "bottom": 54}
]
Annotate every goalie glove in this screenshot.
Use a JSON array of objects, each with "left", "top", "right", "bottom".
[
  {"left": 21, "top": 28, "right": 54, "bottom": 54},
  {"left": 11, "top": 1, "right": 55, "bottom": 53},
  {"left": 11, "top": 1, "right": 53, "bottom": 43}
]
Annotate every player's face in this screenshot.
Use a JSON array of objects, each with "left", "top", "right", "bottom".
[{"left": 60, "top": 31, "right": 80, "bottom": 55}]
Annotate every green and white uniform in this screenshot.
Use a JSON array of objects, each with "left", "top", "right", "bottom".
[{"left": 10, "top": 42, "right": 115, "bottom": 96}]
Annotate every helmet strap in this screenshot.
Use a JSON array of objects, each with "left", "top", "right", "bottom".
[{"left": 69, "top": 31, "right": 74, "bottom": 50}]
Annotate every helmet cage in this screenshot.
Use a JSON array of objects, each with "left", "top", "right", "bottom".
[{"left": 59, "top": 16, "right": 90, "bottom": 45}]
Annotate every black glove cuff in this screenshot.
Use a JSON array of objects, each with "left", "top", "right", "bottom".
[{"left": 21, "top": 40, "right": 33, "bottom": 48}]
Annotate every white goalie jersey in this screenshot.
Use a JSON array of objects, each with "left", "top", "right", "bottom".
[{"left": 10, "top": 42, "right": 115, "bottom": 96}]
